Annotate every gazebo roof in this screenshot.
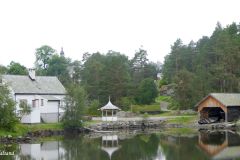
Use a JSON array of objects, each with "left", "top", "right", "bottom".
[{"left": 99, "top": 98, "right": 121, "bottom": 111}]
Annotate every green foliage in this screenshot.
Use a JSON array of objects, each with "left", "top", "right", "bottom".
[
  {"left": 35, "top": 45, "right": 56, "bottom": 70},
  {"left": 18, "top": 100, "right": 31, "bottom": 118},
  {"left": 135, "top": 78, "right": 158, "bottom": 105},
  {"left": 62, "top": 84, "right": 87, "bottom": 129},
  {"left": 162, "top": 22, "right": 240, "bottom": 109},
  {"left": 131, "top": 104, "right": 161, "bottom": 113},
  {"left": 46, "top": 54, "right": 71, "bottom": 85},
  {"left": 0, "top": 65, "right": 8, "bottom": 74},
  {"left": 87, "top": 99, "right": 100, "bottom": 116},
  {"left": 81, "top": 51, "right": 131, "bottom": 105},
  {"left": 116, "top": 97, "right": 135, "bottom": 111},
  {"left": 0, "top": 83, "right": 18, "bottom": 131},
  {"left": 7, "top": 61, "right": 28, "bottom": 75}
]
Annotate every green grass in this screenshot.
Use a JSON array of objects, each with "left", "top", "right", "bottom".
[
  {"left": 155, "top": 96, "right": 172, "bottom": 103},
  {"left": 131, "top": 104, "right": 161, "bottom": 113},
  {"left": 0, "top": 123, "right": 63, "bottom": 137},
  {"left": 168, "top": 116, "right": 197, "bottom": 125},
  {"left": 83, "top": 120, "right": 101, "bottom": 127}
]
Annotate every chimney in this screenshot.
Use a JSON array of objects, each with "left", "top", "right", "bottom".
[{"left": 28, "top": 68, "right": 36, "bottom": 81}]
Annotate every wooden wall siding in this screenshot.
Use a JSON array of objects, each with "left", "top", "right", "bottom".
[
  {"left": 200, "top": 109, "right": 209, "bottom": 119},
  {"left": 198, "top": 96, "right": 227, "bottom": 113}
]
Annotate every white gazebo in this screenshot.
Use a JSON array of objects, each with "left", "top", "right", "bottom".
[{"left": 99, "top": 98, "right": 121, "bottom": 121}]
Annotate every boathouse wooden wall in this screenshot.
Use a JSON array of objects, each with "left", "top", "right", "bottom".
[{"left": 197, "top": 96, "right": 227, "bottom": 113}]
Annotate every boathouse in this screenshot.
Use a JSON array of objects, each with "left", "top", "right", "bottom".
[
  {"left": 196, "top": 93, "right": 240, "bottom": 123},
  {"left": 99, "top": 98, "right": 121, "bottom": 121}
]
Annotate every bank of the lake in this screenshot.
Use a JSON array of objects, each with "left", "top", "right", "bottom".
[{"left": 1, "top": 115, "right": 240, "bottom": 143}]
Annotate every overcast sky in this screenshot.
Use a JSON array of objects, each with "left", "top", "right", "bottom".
[{"left": 0, "top": 0, "right": 239, "bottom": 68}]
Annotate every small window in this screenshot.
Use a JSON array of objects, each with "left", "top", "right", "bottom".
[
  {"left": 32, "top": 100, "right": 36, "bottom": 107},
  {"left": 41, "top": 99, "right": 44, "bottom": 106}
]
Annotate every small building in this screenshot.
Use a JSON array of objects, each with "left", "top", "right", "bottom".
[
  {"left": 196, "top": 93, "right": 240, "bottom": 123},
  {"left": 2, "top": 69, "right": 66, "bottom": 123},
  {"left": 99, "top": 98, "right": 121, "bottom": 121}
]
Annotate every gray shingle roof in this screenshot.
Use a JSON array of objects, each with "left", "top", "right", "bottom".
[
  {"left": 210, "top": 93, "right": 240, "bottom": 106},
  {"left": 196, "top": 93, "right": 240, "bottom": 107},
  {"left": 2, "top": 75, "right": 66, "bottom": 95}
]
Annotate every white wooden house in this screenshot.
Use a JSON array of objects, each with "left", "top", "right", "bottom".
[{"left": 2, "top": 69, "right": 66, "bottom": 123}]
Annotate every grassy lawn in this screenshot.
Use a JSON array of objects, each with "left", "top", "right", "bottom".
[
  {"left": 0, "top": 123, "right": 63, "bottom": 137},
  {"left": 168, "top": 116, "right": 197, "bottom": 125},
  {"left": 131, "top": 104, "right": 161, "bottom": 113},
  {"left": 83, "top": 120, "right": 101, "bottom": 127},
  {"left": 155, "top": 95, "right": 172, "bottom": 103}
]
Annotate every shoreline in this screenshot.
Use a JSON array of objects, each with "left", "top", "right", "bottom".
[{"left": 0, "top": 116, "right": 239, "bottom": 143}]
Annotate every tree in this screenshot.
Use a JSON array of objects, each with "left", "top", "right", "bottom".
[
  {"left": 7, "top": 61, "right": 28, "bottom": 75},
  {"left": 45, "top": 54, "right": 71, "bottom": 86},
  {"left": 135, "top": 78, "right": 158, "bottom": 105},
  {"left": 0, "top": 65, "right": 8, "bottom": 74},
  {"left": 0, "top": 83, "right": 18, "bottom": 131},
  {"left": 162, "top": 22, "right": 240, "bottom": 109},
  {"left": 35, "top": 45, "right": 56, "bottom": 71},
  {"left": 81, "top": 52, "right": 105, "bottom": 101},
  {"left": 62, "top": 84, "right": 87, "bottom": 129},
  {"left": 130, "top": 48, "right": 149, "bottom": 84}
]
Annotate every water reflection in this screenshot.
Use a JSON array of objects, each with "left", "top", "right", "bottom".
[
  {"left": 16, "top": 141, "right": 65, "bottom": 160},
  {"left": 6, "top": 130, "right": 240, "bottom": 160},
  {"left": 198, "top": 130, "right": 240, "bottom": 160},
  {"left": 101, "top": 135, "right": 120, "bottom": 159}
]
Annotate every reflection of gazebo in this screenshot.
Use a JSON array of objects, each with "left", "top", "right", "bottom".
[
  {"left": 99, "top": 97, "right": 121, "bottom": 121},
  {"left": 198, "top": 131, "right": 240, "bottom": 160},
  {"left": 101, "top": 135, "right": 120, "bottom": 160}
]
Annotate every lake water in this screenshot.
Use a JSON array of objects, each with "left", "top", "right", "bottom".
[{"left": 1, "top": 130, "right": 240, "bottom": 160}]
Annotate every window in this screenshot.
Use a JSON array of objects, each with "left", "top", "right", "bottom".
[
  {"left": 32, "top": 100, "right": 36, "bottom": 107},
  {"left": 41, "top": 99, "right": 44, "bottom": 106}
]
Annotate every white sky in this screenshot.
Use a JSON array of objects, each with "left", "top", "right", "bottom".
[{"left": 0, "top": 0, "right": 239, "bottom": 68}]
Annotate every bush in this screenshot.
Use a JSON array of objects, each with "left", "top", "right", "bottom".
[
  {"left": 87, "top": 100, "right": 101, "bottom": 116},
  {"left": 62, "top": 84, "right": 87, "bottom": 129},
  {"left": 116, "top": 97, "right": 135, "bottom": 111},
  {"left": 0, "top": 84, "right": 18, "bottom": 131}
]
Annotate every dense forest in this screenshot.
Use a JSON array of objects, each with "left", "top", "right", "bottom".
[
  {"left": 162, "top": 22, "right": 240, "bottom": 109},
  {"left": 0, "top": 46, "right": 160, "bottom": 112},
  {"left": 1, "top": 21, "right": 240, "bottom": 114}
]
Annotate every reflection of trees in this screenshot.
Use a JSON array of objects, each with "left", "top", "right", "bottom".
[
  {"left": 200, "top": 131, "right": 226, "bottom": 145},
  {"left": 160, "top": 135, "right": 209, "bottom": 160},
  {"left": 60, "top": 135, "right": 108, "bottom": 160},
  {"left": 0, "top": 143, "right": 18, "bottom": 160},
  {"left": 113, "top": 134, "right": 159, "bottom": 160}
]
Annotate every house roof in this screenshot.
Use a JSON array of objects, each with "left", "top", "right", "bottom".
[
  {"left": 196, "top": 93, "right": 240, "bottom": 108},
  {"left": 99, "top": 100, "right": 121, "bottom": 111},
  {"left": 2, "top": 75, "right": 66, "bottom": 95}
]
